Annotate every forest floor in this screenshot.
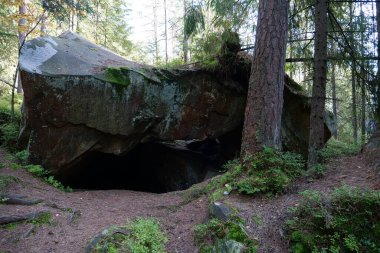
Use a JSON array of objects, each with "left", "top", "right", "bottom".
[{"left": 0, "top": 147, "right": 379, "bottom": 253}]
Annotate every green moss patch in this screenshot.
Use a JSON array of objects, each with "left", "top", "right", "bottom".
[{"left": 104, "top": 67, "right": 131, "bottom": 86}]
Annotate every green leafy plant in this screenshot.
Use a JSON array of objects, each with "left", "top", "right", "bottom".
[
  {"left": 194, "top": 217, "right": 257, "bottom": 253},
  {"left": 0, "top": 122, "right": 19, "bottom": 147},
  {"left": 25, "top": 164, "right": 72, "bottom": 192},
  {"left": 208, "top": 147, "right": 305, "bottom": 200},
  {"left": 93, "top": 217, "right": 168, "bottom": 253},
  {"left": 29, "top": 212, "right": 53, "bottom": 226},
  {"left": 319, "top": 139, "right": 361, "bottom": 161},
  {"left": 287, "top": 186, "right": 380, "bottom": 253},
  {"left": 0, "top": 93, "right": 22, "bottom": 150},
  {"left": 14, "top": 149, "right": 29, "bottom": 165},
  {"left": 10, "top": 162, "right": 21, "bottom": 170},
  {"left": 304, "top": 163, "right": 326, "bottom": 179}
]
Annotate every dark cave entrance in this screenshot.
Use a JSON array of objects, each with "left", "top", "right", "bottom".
[{"left": 59, "top": 128, "right": 242, "bottom": 193}]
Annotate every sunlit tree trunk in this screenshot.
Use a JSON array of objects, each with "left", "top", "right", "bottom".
[
  {"left": 153, "top": 1, "right": 159, "bottom": 64},
  {"left": 17, "top": 0, "right": 29, "bottom": 94},
  {"left": 40, "top": 10, "right": 47, "bottom": 36},
  {"left": 164, "top": 0, "right": 168, "bottom": 64},
  {"left": 241, "top": 0, "right": 289, "bottom": 156},
  {"left": 95, "top": 0, "right": 100, "bottom": 44},
  {"left": 308, "top": 0, "right": 327, "bottom": 167},
  {"left": 183, "top": 0, "right": 190, "bottom": 63}
]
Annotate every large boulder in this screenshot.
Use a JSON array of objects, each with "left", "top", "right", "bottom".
[{"left": 19, "top": 31, "right": 332, "bottom": 190}]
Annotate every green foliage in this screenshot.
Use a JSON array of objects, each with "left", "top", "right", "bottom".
[
  {"left": 287, "top": 186, "right": 380, "bottom": 253},
  {"left": 0, "top": 93, "right": 22, "bottom": 149},
  {"left": 209, "top": 148, "right": 305, "bottom": 200},
  {"left": 10, "top": 163, "right": 21, "bottom": 170},
  {"left": 191, "top": 30, "right": 241, "bottom": 71},
  {"left": 14, "top": 150, "right": 29, "bottom": 165},
  {"left": 319, "top": 139, "right": 361, "bottom": 161},
  {"left": 0, "top": 122, "right": 19, "bottom": 147},
  {"left": 25, "top": 164, "right": 47, "bottom": 177},
  {"left": 184, "top": 4, "right": 205, "bottom": 37},
  {"left": 29, "top": 212, "right": 53, "bottom": 226},
  {"left": 207, "top": 0, "right": 256, "bottom": 30},
  {"left": 94, "top": 217, "right": 168, "bottom": 253},
  {"left": 0, "top": 174, "right": 18, "bottom": 193},
  {"left": 25, "top": 164, "right": 72, "bottom": 192},
  {"left": 194, "top": 217, "right": 257, "bottom": 253},
  {"left": 304, "top": 163, "right": 326, "bottom": 179}
]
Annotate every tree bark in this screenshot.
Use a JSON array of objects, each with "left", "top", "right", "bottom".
[
  {"left": 376, "top": 1, "right": 380, "bottom": 126},
  {"left": 360, "top": 3, "right": 366, "bottom": 144},
  {"left": 350, "top": 4, "right": 358, "bottom": 144},
  {"left": 360, "top": 70, "right": 366, "bottom": 144},
  {"left": 308, "top": 0, "right": 328, "bottom": 167},
  {"left": 241, "top": 0, "right": 289, "bottom": 156},
  {"left": 332, "top": 62, "right": 338, "bottom": 139},
  {"left": 351, "top": 61, "right": 358, "bottom": 143}
]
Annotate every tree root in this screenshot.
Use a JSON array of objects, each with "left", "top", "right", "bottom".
[
  {"left": 0, "top": 211, "right": 50, "bottom": 225},
  {"left": 0, "top": 194, "right": 43, "bottom": 205}
]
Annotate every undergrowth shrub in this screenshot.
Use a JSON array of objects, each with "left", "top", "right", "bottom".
[
  {"left": 0, "top": 122, "right": 19, "bottom": 147},
  {"left": 93, "top": 217, "right": 168, "bottom": 253},
  {"left": 287, "top": 185, "right": 380, "bottom": 253},
  {"left": 194, "top": 217, "right": 257, "bottom": 253},
  {"left": 319, "top": 139, "right": 361, "bottom": 161},
  {"left": 208, "top": 147, "right": 305, "bottom": 200},
  {"left": 0, "top": 93, "right": 22, "bottom": 149},
  {"left": 25, "top": 164, "right": 72, "bottom": 192},
  {"left": 14, "top": 149, "right": 29, "bottom": 165}
]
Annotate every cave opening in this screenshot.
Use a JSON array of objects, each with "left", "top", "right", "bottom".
[{"left": 59, "top": 128, "right": 242, "bottom": 193}]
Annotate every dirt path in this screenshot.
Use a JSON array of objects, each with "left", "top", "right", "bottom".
[
  {"left": 0, "top": 148, "right": 378, "bottom": 253},
  {"left": 0, "top": 148, "right": 208, "bottom": 253}
]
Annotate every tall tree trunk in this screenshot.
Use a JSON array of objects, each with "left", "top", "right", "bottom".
[
  {"left": 17, "top": 0, "right": 28, "bottom": 94},
  {"left": 241, "top": 0, "right": 289, "bottom": 156},
  {"left": 103, "top": 6, "right": 108, "bottom": 47},
  {"left": 95, "top": 0, "right": 99, "bottom": 43},
  {"left": 308, "top": 0, "right": 328, "bottom": 167},
  {"left": 183, "top": 0, "right": 189, "bottom": 63},
  {"left": 350, "top": 4, "right": 358, "bottom": 144},
  {"left": 376, "top": 1, "right": 380, "bottom": 127},
  {"left": 164, "top": 0, "right": 168, "bottom": 64},
  {"left": 153, "top": 1, "right": 159, "bottom": 64},
  {"left": 40, "top": 10, "right": 47, "bottom": 36},
  {"left": 360, "top": 69, "right": 366, "bottom": 144},
  {"left": 351, "top": 61, "right": 358, "bottom": 143},
  {"left": 332, "top": 62, "right": 338, "bottom": 139},
  {"left": 360, "top": 3, "right": 366, "bottom": 144}
]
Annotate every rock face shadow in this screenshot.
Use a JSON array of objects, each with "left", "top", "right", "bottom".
[{"left": 60, "top": 137, "right": 239, "bottom": 193}]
